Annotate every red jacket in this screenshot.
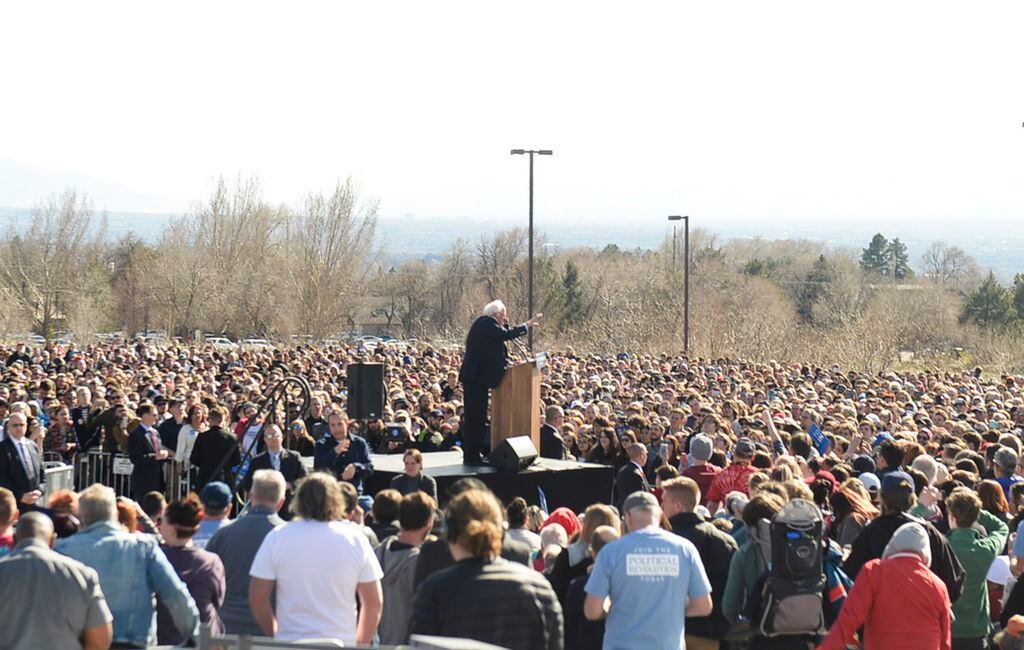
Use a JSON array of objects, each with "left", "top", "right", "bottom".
[{"left": 819, "top": 554, "right": 950, "bottom": 650}]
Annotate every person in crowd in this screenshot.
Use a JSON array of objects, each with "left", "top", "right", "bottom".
[
  {"left": 978, "top": 479, "right": 1013, "bottom": 528},
  {"left": 705, "top": 437, "right": 758, "bottom": 513},
  {"left": 682, "top": 433, "right": 719, "bottom": 507},
  {"left": 506, "top": 496, "right": 542, "bottom": 551},
  {"left": 945, "top": 487, "right": 1009, "bottom": 649},
  {"left": 175, "top": 403, "right": 208, "bottom": 479},
  {"left": 820, "top": 522, "right": 951, "bottom": 650},
  {"left": 206, "top": 469, "right": 285, "bottom": 635},
  {"left": 585, "top": 490, "right": 712, "bottom": 650},
  {"left": 57, "top": 483, "right": 199, "bottom": 648},
  {"left": 127, "top": 402, "right": 168, "bottom": 501},
  {"left": 189, "top": 405, "right": 240, "bottom": 490},
  {"left": 390, "top": 448, "right": 438, "bottom": 498},
  {"left": 613, "top": 443, "right": 650, "bottom": 510},
  {"left": 410, "top": 487, "right": 563, "bottom": 649},
  {"left": 662, "top": 476, "right": 738, "bottom": 650},
  {"left": 47, "top": 488, "right": 81, "bottom": 538},
  {"left": 141, "top": 491, "right": 166, "bottom": 523},
  {"left": 0, "top": 411, "right": 44, "bottom": 508},
  {"left": 541, "top": 405, "right": 568, "bottom": 460},
  {"left": 155, "top": 495, "right": 226, "bottom": 646},
  {"left": 240, "top": 423, "right": 306, "bottom": 518},
  {"left": 313, "top": 411, "right": 374, "bottom": 494},
  {"left": 844, "top": 470, "right": 965, "bottom": 602},
  {"left": 722, "top": 491, "right": 785, "bottom": 633},
  {"left": 369, "top": 488, "right": 402, "bottom": 541},
  {"left": 565, "top": 525, "right": 620, "bottom": 650},
  {"left": 830, "top": 479, "right": 880, "bottom": 548},
  {"left": 458, "top": 300, "right": 541, "bottom": 465},
  {"left": 286, "top": 419, "right": 317, "bottom": 456},
  {"left": 586, "top": 427, "right": 620, "bottom": 467},
  {"left": 158, "top": 398, "right": 185, "bottom": 453},
  {"left": 414, "top": 478, "right": 532, "bottom": 588},
  {"left": 0, "top": 512, "right": 113, "bottom": 650},
  {"left": 249, "top": 472, "right": 383, "bottom": 644},
  {"left": 548, "top": 503, "right": 620, "bottom": 607},
  {"left": 0, "top": 487, "right": 17, "bottom": 556},
  {"left": 192, "top": 481, "right": 233, "bottom": 550},
  {"left": 376, "top": 491, "right": 436, "bottom": 646}
]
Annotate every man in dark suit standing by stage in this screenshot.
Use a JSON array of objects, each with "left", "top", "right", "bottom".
[
  {"left": 127, "top": 402, "right": 168, "bottom": 501},
  {"left": 540, "top": 405, "right": 568, "bottom": 460},
  {"left": 614, "top": 444, "right": 650, "bottom": 510},
  {"left": 242, "top": 424, "right": 307, "bottom": 519},
  {"left": 0, "top": 412, "right": 44, "bottom": 508},
  {"left": 458, "top": 300, "right": 542, "bottom": 464}
]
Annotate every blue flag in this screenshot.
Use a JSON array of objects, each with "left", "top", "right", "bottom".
[
  {"left": 809, "top": 422, "right": 830, "bottom": 455},
  {"left": 538, "top": 486, "right": 549, "bottom": 514}
]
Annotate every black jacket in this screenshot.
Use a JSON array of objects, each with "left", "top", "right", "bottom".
[
  {"left": 127, "top": 424, "right": 165, "bottom": 498},
  {"left": 189, "top": 426, "right": 241, "bottom": 490},
  {"left": 843, "top": 511, "right": 965, "bottom": 603},
  {"left": 669, "top": 511, "right": 738, "bottom": 639},
  {"left": 413, "top": 535, "right": 532, "bottom": 589},
  {"left": 240, "top": 449, "right": 308, "bottom": 494},
  {"left": 458, "top": 315, "right": 528, "bottom": 388},
  {"left": 540, "top": 423, "right": 567, "bottom": 460},
  {"left": 613, "top": 461, "right": 649, "bottom": 510},
  {"left": 0, "top": 436, "right": 44, "bottom": 503}
]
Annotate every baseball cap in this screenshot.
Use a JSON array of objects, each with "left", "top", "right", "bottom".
[
  {"left": 857, "top": 472, "right": 881, "bottom": 493},
  {"left": 872, "top": 432, "right": 894, "bottom": 447},
  {"left": 199, "top": 482, "right": 232, "bottom": 510},
  {"left": 622, "top": 491, "right": 659, "bottom": 513},
  {"left": 851, "top": 454, "right": 876, "bottom": 476},
  {"left": 880, "top": 471, "right": 915, "bottom": 495},
  {"left": 734, "top": 437, "right": 755, "bottom": 457}
]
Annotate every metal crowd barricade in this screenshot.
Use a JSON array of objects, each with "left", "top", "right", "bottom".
[
  {"left": 72, "top": 449, "right": 135, "bottom": 497},
  {"left": 166, "top": 461, "right": 195, "bottom": 500},
  {"left": 41, "top": 454, "right": 74, "bottom": 503}
]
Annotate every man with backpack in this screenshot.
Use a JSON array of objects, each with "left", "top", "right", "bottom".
[{"left": 376, "top": 491, "right": 435, "bottom": 646}]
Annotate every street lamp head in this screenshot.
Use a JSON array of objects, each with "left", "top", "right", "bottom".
[
  {"left": 538, "top": 150, "right": 553, "bottom": 156},
  {"left": 510, "top": 149, "right": 526, "bottom": 155},
  {"left": 667, "top": 215, "right": 683, "bottom": 221}
]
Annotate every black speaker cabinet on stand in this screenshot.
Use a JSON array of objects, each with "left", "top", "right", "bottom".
[{"left": 346, "top": 362, "right": 385, "bottom": 420}]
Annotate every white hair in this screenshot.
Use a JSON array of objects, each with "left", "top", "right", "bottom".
[
  {"left": 250, "top": 469, "right": 286, "bottom": 506},
  {"left": 483, "top": 300, "right": 506, "bottom": 317}
]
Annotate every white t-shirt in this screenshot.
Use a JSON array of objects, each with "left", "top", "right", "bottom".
[{"left": 250, "top": 519, "right": 383, "bottom": 642}]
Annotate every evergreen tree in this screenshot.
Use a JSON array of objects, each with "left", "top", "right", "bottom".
[
  {"left": 959, "top": 272, "right": 1016, "bottom": 327},
  {"left": 860, "top": 234, "right": 890, "bottom": 275},
  {"left": 887, "top": 238, "right": 913, "bottom": 280},
  {"left": 796, "top": 255, "right": 831, "bottom": 323},
  {"left": 560, "top": 259, "right": 587, "bottom": 329},
  {"left": 1013, "top": 273, "right": 1024, "bottom": 319}
]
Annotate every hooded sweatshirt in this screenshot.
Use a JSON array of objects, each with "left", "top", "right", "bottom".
[
  {"left": 375, "top": 537, "right": 421, "bottom": 645},
  {"left": 821, "top": 522, "right": 951, "bottom": 650}
]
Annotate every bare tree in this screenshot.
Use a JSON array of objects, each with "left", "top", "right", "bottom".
[
  {"left": 920, "top": 242, "right": 981, "bottom": 292},
  {"left": 280, "top": 179, "right": 377, "bottom": 340},
  {"left": 0, "top": 190, "right": 105, "bottom": 335}
]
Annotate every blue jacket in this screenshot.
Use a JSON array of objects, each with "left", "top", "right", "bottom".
[
  {"left": 57, "top": 521, "right": 199, "bottom": 648},
  {"left": 313, "top": 433, "right": 374, "bottom": 493}
]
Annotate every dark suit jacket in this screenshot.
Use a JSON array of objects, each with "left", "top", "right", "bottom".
[
  {"left": 189, "top": 426, "right": 241, "bottom": 490},
  {"left": 540, "top": 423, "right": 566, "bottom": 460},
  {"left": 0, "top": 436, "right": 44, "bottom": 503},
  {"left": 413, "top": 534, "right": 532, "bottom": 589},
  {"left": 240, "top": 449, "right": 308, "bottom": 494},
  {"left": 127, "top": 424, "right": 165, "bottom": 497},
  {"left": 614, "top": 461, "right": 649, "bottom": 509},
  {"left": 458, "top": 315, "right": 528, "bottom": 388}
]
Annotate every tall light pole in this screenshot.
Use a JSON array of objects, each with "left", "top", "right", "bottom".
[
  {"left": 668, "top": 215, "right": 690, "bottom": 355},
  {"left": 510, "top": 148, "right": 553, "bottom": 351}
]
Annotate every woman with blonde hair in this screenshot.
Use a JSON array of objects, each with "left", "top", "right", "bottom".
[
  {"left": 548, "top": 503, "right": 620, "bottom": 606},
  {"left": 409, "top": 488, "right": 563, "bottom": 649}
]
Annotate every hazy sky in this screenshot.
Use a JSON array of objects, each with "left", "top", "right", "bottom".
[{"left": 2, "top": 1, "right": 1023, "bottom": 227}]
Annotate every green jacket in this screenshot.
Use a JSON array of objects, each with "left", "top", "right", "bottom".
[
  {"left": 947, "top": 509, "right": 1008, "bottom": 639},
  {"left": 722, "top": 524, "right": 770, "bottom": 625}
]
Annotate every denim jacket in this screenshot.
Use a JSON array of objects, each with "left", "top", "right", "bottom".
[{"left": 56, "top": 520, "right": 199, "bottom": 648}]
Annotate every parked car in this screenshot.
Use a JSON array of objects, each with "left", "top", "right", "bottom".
[
  {"left": 240, "top": 338, "right": 274, "bottom": 351},
  {"left": 205, "top": 336, "right": 238, "bottom": 351}
]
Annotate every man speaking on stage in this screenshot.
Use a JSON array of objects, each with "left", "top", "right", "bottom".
[{"left": 459, "top": 300, "right": 542, "bottom": 465}]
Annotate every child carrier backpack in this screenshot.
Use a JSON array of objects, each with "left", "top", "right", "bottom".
[{"left": 754, "top": 498, "right": 827, "bottom": 637}]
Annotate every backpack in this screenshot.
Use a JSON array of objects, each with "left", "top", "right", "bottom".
[{"left": 753, "top": 498, "right": 827, "bottom": 637}]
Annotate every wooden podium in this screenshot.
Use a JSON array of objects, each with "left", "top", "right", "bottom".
[{"left": 490, "top": 356, "right": 543, "bottom": 452}]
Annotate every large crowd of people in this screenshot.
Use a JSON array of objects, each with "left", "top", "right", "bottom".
[{"left": 4, "top": 325, "right": 1024, "bottom": 648}]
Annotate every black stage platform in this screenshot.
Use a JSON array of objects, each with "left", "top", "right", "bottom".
[{"left": 366, "top": 451, "right": 614, "bottom": 513}]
